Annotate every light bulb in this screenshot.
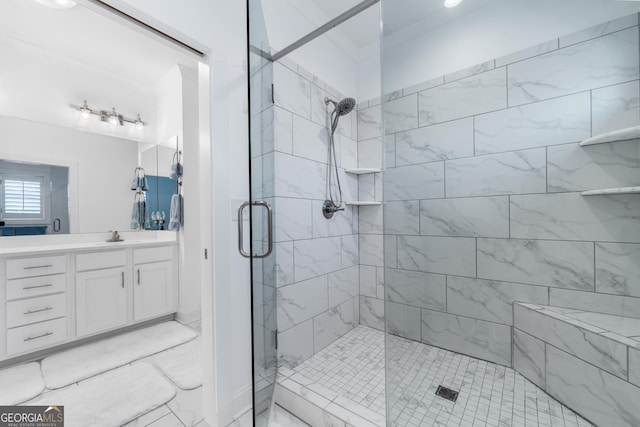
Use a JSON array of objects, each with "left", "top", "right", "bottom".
[
  {"left": 135, "top": 114, "right": 145, "bottom": 130},
  {"left": 109, "top": 108, "right": 119, "bottom": 125},
  {"left": 34, "top": 0, "right": 77, "bottom": 9},
  {"left": 444, "top": 0, "right": 462, "bottom": 8},
  {"left": 79, "top": 100, "right": 91, "bottom": 119}
]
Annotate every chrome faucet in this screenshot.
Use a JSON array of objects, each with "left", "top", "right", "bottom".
[{"left": 107, "top": 230, "right": 123, "bottom": 242}]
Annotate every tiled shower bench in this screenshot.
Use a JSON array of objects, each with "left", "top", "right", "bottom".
[{"left": 513, "top": 303, "right": 640, "bottom": 427}]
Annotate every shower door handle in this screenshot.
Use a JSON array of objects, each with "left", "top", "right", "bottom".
[{"left": 237, "top": 200, "right": 273, "bottom": 259}]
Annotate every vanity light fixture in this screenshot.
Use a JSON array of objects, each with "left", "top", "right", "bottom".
[
  {"left": 444, "top": 0, "right": 462, "bottom": 8},
  {"left": 73, "top": 101, "right": 146, "bottom": 129},
  {"left": 108, "top": 108, "right": 121, "bottom": 125},
  {"left": 34, "top": 0, "right": 77, "bottom": 9},
  {"left": 134, "top": 114, "right": 145, "bottom": 130},
  {"left": 79, "top": 100, "right": 91, "bottom": 119}
]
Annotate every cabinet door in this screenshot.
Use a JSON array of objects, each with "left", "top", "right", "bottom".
[
  {"left": 76, "top": 267, "right": 127, "bottom": 337},
  {"left": 133, "top": 261, "right": 175, "bottom": 322}
]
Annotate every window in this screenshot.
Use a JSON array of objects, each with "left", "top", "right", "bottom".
[{"left": 1, "top": 174, "right": 48, "bottom": 222}]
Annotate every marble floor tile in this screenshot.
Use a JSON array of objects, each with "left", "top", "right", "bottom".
[
  {"left": 285, "top": 326, "right": 591, "bottom": 427},
  {"left": 10, "top": 322, "right": 203, "bottom": 427},
  {"left": 271, "top": 404, "right": 311, "bottom": 426},
  {"left": 147, "top": 412, "right": 187, "bottom": 427},
  {"left": 167, "top": 386, "right": 204, "bottom": 426},
  {"left": 124, "top": 405, "right": 171, "bottom": 426}
]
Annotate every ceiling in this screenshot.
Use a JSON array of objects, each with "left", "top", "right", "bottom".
[
  {"left": 0, "top": 0, "right": 199, "bottom": 143},
  {"left": 0, "top": 0, "right": 198, "bottom": 87},
  {"left": 275, "top": 0, "right": 500, "bottom": 57}
]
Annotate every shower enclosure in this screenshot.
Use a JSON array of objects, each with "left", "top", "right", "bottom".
[{"left": 247, "top": 0, "right": 640, "bottom": 425}]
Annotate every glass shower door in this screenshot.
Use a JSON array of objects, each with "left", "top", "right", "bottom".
[
  {"left": 381, "top": 1, "right": 640, "bottom": 426},
  {"left": 247, "top": 0, "right": 277, "bottom": 424}
]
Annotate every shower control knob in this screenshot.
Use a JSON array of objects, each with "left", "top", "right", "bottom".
[{"left": 322, "top": 200, "right": 344, "bottom": 219}]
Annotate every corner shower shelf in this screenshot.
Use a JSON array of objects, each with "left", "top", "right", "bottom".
[
  {"left": 345, "top": 168, "right": 382, "bottom": 175},
  {"left": 345, "top": 201, "right": 381, "bottom": 206},
  {"left": 581, "top": 186, "right": 640, "bottom": 196},
  {"left": 579, "top": 125, "right": 640, "bottom": 146}
]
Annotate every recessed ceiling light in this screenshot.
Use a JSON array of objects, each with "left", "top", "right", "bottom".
[
  {"left": 444, "top": 0, "right": 463, "bottom": 8},
  {"left": 34, "top": 0, "right": 77, "bottom": 10}
]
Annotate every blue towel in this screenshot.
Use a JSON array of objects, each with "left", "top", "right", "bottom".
[
  {"left": 169, "top": 162, "right": 183, "bottom": 180},
  {"left": 142, "top": 201, "right": 150, "bottom": 229},
  {"left": 168, "top": 194, "right": 183, "bottom": 230},
  {"left": 131, "top": 201, "right": 151, "bottom": 229},
  {"left": 130, "top": 175, "right": 149, "bottom": 191},
  {"left": 130, "top": 201, "right": 140, "bottom": 229}
]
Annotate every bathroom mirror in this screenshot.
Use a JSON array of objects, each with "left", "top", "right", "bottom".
[
  {"left": 0, "top": 0, "right": 198, "bottom": 235},
  {"left": 0, "top": 159, "right": 69, "bottom": 235}
]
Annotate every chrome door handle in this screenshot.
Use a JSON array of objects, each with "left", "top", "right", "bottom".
[
  {"left": 255, "top": 201, "right": 273, "bottom": 258},
  {"left": 23, "top": 264, "right": 53, "bottom": 270},
  {"left": 24, "top": 306, "right": 53, "bottom": 315},
  {"left": 237, "top": 201, "right": 251, "bottom": 258},
  {"left": 24, "top": 332, "right": 53, "bottom": 341},
  {"left": 23, "top": 284, "right": 53, "bottom": 290},
  {"left": 237, "top": 200, "right": 273, "bottom": 259}
]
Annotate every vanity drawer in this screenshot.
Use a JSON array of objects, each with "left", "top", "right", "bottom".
[
  {"left": 6, "top": 255, "right": 66, "bottom": 279},
  {"left": 6, "top": 293, "right": 67, "bottom": 328},
  {"left": 134, "top": 246, "right": 173, "bottom": 264},
  {"left": 76, "top": 250, "right": 126, "bottom": 271},
  {"left": 6, "top": 317, "right": 67, "bottom": 357},
  {"left": 6, "top": 274, "right": 67, "bottom": 301}
]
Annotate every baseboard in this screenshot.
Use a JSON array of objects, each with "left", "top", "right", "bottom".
[
  {"left": 176, "top": 307, "right": 201, "bottom": 324},
  {"left": 216, "top": 383, "right": 253, "bottom": 427},
  {"left": 233, "top": 383, "right": 253, "bottom": 421}
]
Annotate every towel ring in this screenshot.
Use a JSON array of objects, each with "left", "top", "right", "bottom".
[{"left": 172, "top": 150, "right": 182, "bottom": 164}]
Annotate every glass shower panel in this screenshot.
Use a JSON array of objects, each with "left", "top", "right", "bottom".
[
  {"left": 248, "top": 0, "right": 277, "bottom": 423},
  {"left": 381, "top": 1, "right": 640, "bottom": 426}
]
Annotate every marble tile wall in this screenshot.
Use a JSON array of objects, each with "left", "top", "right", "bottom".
[
  {"left": 261, "top": 59, "right": 360, "bottom": 367},
  {"left": 356, "top": 14, "right": 640, "bottom": 367},
  {"left": 513, "top": 303, "right": 640, "bottom": 426}
]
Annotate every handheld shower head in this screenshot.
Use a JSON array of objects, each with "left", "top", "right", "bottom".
[
  {"left": 335, "top": 97, "right": 356, "bottom": 116},
  {"left": 322, "top": 96, "right": 357, "bottom": 219},
  {"left": 325, "top": 96, "right": 357, "bottom": 134},
  {"left": 325, "top": 97, "right": 356, "bottom": 116}
]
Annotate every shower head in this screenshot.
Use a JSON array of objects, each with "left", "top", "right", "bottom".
[
  {"left": 336, "top": 97, "right": 356, "bottom": 116},
  {"left": 325, "top": 97, "right": 356, "bottom": 116}
]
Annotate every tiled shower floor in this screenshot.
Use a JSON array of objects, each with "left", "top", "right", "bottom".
[{"left": 281, "top": 326, "right": 593, "bottom": 427}]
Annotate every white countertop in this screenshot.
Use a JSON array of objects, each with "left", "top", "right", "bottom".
[{"left": 0, "top": 231, "right": 177, "bottom": 256}]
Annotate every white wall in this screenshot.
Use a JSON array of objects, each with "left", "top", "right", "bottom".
[
  {"left": 261, "top": 0, "right": 359, "bottom": 96},
  {"left": 178, "top": 65, "right": 203, "bottom": 322},
  {"left": 97, "top": 0, "right": 252, "bottom": 425},
  {"left": 366, "top": 0, "right": 640, "bottom": 97},
  {"left": 156, "top": 66, "right": 184, "bottom": 145},
  {"left": 0, "top": 35, "right": 157, "bottom": 144},
  {"left": 0, "top": 116, "right": 137, "bottom": 233}
]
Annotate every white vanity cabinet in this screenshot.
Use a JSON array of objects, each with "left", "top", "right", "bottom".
[
  {"left": 0, "top": 241, "right": 177, "bottom": 361},
  {"left": 75, "top": 250, "right": 128, "bottom": 338},
  {"left": 4, "top": 255, "right": 68, "bottom": 357},
  {"left": 133, "top": 247, "right": 176, "bottom": 322}
]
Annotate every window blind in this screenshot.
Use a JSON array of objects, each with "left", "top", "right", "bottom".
[{"left": 1, "top": 175, "right": 44, "bottom": 219}]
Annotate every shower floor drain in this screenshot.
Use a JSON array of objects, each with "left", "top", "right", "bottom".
[{"left": 435, "top": 385, "right": 459, "bottom": 402}]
